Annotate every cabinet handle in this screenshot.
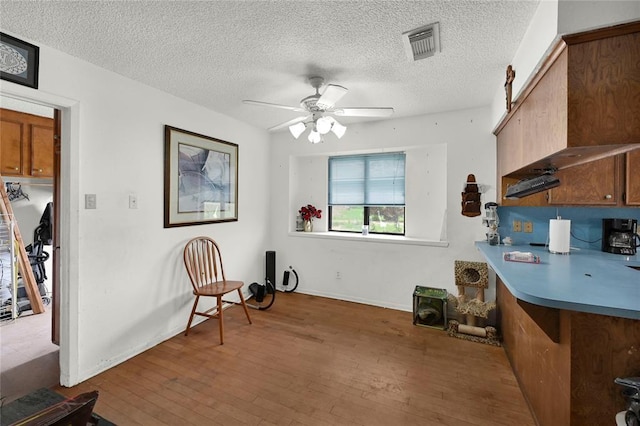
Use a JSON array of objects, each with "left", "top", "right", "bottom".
[
  {"left": 6, "top": 166, "right": 19, "bottom": 171},
  {"left": 33, "top": 168, "right": 43, "bottom": 173},
  {"left": 604, "top": 194, "right": 612, "bottom": 200}
]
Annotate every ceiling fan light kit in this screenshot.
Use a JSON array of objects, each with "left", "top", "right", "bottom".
[
  {"left": 308, "top": 129, "right": 322, "bottom": 144},
  {"left": 315, "top": 116, "right": 333, "bottom": 134},
  {"left": 330, "top": 119, "right": 347, "bottom": 138},
  {"left": 289, "top": 116, "right": 347, "bottom": 143},
  {"left": 289, "top": 122, "right": 306, "bottom": 139},
  {"left": 243, "top": 76, "right": 394, "bottom": 144}
]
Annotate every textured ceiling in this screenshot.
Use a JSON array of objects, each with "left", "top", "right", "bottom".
[{"left": 0, "top": 0, "right": 540, "bottom": 131}]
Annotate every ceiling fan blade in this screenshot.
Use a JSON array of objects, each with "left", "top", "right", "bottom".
[
  {"left": 317, "top": 84, "right": 348, "bottom": 109},
  {"left": 332, "top": 107, "right": 395, "bottom": 117},
  {"left": 243, "top": 100, "right": 305, "bottom": 113},
  {"left": 268, "top": 115, "right": 310, "bottom": 132}
]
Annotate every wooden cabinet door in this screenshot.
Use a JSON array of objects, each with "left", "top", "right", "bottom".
[
  {"left": 520, "top": 49, "right": 568, "bottom": 164},
  {"left": 497, "top": 108, "right": 523, "bottom": 178},
  {"left": 548, "top": 156, "right": 618, "bottom": 205},
  {"left": 625, "top": 149, "right": 640, "bottom": 205},
  {"left": 0, "top": 118, "right": 24, "bottom": 175},
  {"left": 0, "top": 108, "right": 53, "bottom": 178},
  {"left": 31, "top": 125, "right": 54, "bottom": 177}
]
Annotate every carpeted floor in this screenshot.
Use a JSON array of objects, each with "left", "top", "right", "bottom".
[{"left": 0, "top": 306, "right": 59, "bottom": 404}]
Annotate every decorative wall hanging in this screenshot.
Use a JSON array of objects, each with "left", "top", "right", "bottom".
[
  {"left": 0, "top": 33, "right": 39, "bottom": 89},
  {"left": 461, "top": 174, "right": 481, "bottom": 217},
  {"left": 164, "top": 125, "right": 238, "bottom": 227},
  {"left": 505, "top": 65, "right": 515, "bottom": 113}
]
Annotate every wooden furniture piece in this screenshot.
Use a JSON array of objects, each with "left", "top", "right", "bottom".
[
  {"left": 494, "top": 22, "right": 640, "bottom": 206},
  {"left": 0, "top": 108, "right": 54, "bottom": 178},
  {"left": 476, "top": 241, "right": 639, "bottom": 425},
  {"left": 547, "top": 154, "right": 620, "bottom": 205},
  {"left": 183, "top": 236, "right": 252, "bottom": 344},
  {"left": 501, "top": 149, "right": 639, "bottom": 207},
  {"left": 497, "top": 278, "right": 640, "bottom": 426},
  {"left": 625, "top": 149, "right": 640, "bottom": 205},
  {"left": 0, "top": 388, "right": 104, "bottom": 425}
]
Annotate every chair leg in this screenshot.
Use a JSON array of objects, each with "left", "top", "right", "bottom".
[
  {"left": 217, "top": 295, "right": 224, "bottom": 345},
  {"left": 185, "top": 295, "right": 199, "bottom": 336},
  {"left": 238, "top": 289, "right": 252, "bottom": 324}
]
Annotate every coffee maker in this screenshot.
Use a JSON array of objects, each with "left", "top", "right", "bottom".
[
  {"left": 602, "top": 218, "right": 640, "bottom": 255},
  {"left": 615, "top": 377, "right": 640, "bottom": 426}
]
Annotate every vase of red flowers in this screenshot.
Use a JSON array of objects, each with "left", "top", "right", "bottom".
[{"left": 299, "top": 204, "right": 322, "bottom": 232}]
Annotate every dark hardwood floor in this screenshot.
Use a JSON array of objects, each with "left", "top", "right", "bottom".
[{"left": 54, "top": 293, "right": 535, "bottom": 425}]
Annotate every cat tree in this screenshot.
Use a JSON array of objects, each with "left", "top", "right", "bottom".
[{"left": 447, "top": 260, "right": 500, "bottom": 346}]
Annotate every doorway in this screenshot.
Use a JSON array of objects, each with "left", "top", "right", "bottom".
[{"left": 0, "top": 97, "right": 60, "bottom": 403}]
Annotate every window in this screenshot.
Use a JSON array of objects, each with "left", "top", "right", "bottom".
[{"left": 328, "top": 153, "right": 405, "bottom": 235}]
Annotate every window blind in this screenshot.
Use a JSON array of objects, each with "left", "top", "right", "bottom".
[{"left": 328, "top": 153, "right": 405, "bottom": 205}]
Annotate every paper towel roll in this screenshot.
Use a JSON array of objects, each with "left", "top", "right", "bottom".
[{"left": 549, "top": 218, "right": 571, "bottom": 254}]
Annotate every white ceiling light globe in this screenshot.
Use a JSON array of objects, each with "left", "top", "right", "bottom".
[
  {"left": 308, "top": 130, "right": 322, "bottom": 144},
  {"left": 316, "top": 116, "right": 333, "bottom": 134}
]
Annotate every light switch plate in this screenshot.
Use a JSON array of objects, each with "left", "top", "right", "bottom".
[{"left": 85, "top": 194, "right": 96, "bottom": 209}]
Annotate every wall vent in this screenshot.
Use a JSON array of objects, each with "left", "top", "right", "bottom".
[{"left": 403, "top": 22, "right": 440, "bottom": 61}]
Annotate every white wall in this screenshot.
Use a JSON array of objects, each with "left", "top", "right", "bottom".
[
  {"left": 268, "top": 107, "right": 496, "bottom": 311},
  {"left": 1, "top": 34, "right": 271, "bottom": 386},
  {"left": 557, "top": 0, "right": 640, "bottom": 34},
  {"left": 1, "top": 96, "right": 54, "bottom": 118},
  {"left": 288, "top": 144, "right": 447, "bottom": 240},
  {"left": 490, "top": 0, "right": 640, "bottom": 128},
  {"left": 490, "top": 0, "right": 559, "bottom": 127}
]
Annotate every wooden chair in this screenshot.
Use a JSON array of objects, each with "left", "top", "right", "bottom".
[{"left": 183, "top": 236, "right": 252, "bottom": 344}]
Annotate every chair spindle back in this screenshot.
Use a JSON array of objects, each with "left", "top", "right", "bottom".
[{"left": 184, "top": 237, "right": 226, "bottom": 290}]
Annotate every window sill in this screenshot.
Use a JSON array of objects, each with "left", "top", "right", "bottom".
[{"left": 287, "top": 231, "right": 449, "bottom": 247}]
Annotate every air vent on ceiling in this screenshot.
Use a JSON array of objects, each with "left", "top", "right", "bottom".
[{"left": 402, "top": 22, "right": 440, "bottom": 61}]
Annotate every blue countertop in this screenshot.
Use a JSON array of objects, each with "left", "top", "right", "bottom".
[{"left": 475, "top": 241, "right": 640, "bottom": 320}]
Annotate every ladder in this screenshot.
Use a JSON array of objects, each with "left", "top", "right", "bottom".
[{"left": 0, "top": 176, "right": 45, "bottom": 314}]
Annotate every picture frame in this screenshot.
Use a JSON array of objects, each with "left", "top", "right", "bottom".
[
  {"left": 164, "top": 125, "right": 238, "bottom": 227},
  {"left": 0, "top": 32, "right": 39, "bottom": 89}
]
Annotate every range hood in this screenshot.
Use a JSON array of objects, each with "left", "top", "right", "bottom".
[{"left": 505, "top": 174, "right": 560, "bottom": 199}]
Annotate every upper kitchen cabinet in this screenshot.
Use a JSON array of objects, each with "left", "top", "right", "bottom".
[
  {"left": 0, "top": 108, "right": 54, "bottom": 178},
  {"left": 495, "top": 22, "right": 640, "bottom": 204},
  {"left": 547, "top": 155, "right": 620, "bottom": 205},
  {"left": 548, "top": 149, "right": 640, "bottom": 206},
  {"left": 625, "top": 149, "right": 640, "bottom": 205}
]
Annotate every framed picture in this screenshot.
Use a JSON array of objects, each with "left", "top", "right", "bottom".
[
  {"left": 0, "top": 32, "right": 39, "bottom": 89},
  {"left": 164, "top": 125, "right": 238, "bottom": 227}
]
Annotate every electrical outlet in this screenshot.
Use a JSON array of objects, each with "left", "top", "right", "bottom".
[
  {"left": 524, "top": 221, "right": 533, "bottom": 233},
  {"left": 336, "top": 271, "right": 341, "bottom": 280},
  {"left": 129, "top": 195, "right": 138, "bottom": 209},
  {"left": 513, "top": 220, "right": 522, "bottom": 232}
]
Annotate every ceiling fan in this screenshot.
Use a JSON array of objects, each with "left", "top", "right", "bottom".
[{"left": 243, "top": 77, "right": 394, "bottom": 143}]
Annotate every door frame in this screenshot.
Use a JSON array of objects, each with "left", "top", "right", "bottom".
[{"left": 1, "top": 84, "right": 81, "bottom": 386}]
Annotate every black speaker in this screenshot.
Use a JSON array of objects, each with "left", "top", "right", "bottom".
[{"left": 266, "top": 251, "right": 276, "bottom": 286}]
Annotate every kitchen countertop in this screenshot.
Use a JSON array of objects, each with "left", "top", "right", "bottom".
[{"left": 475, "top": 241, "right": 640, "bottom": 320}]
